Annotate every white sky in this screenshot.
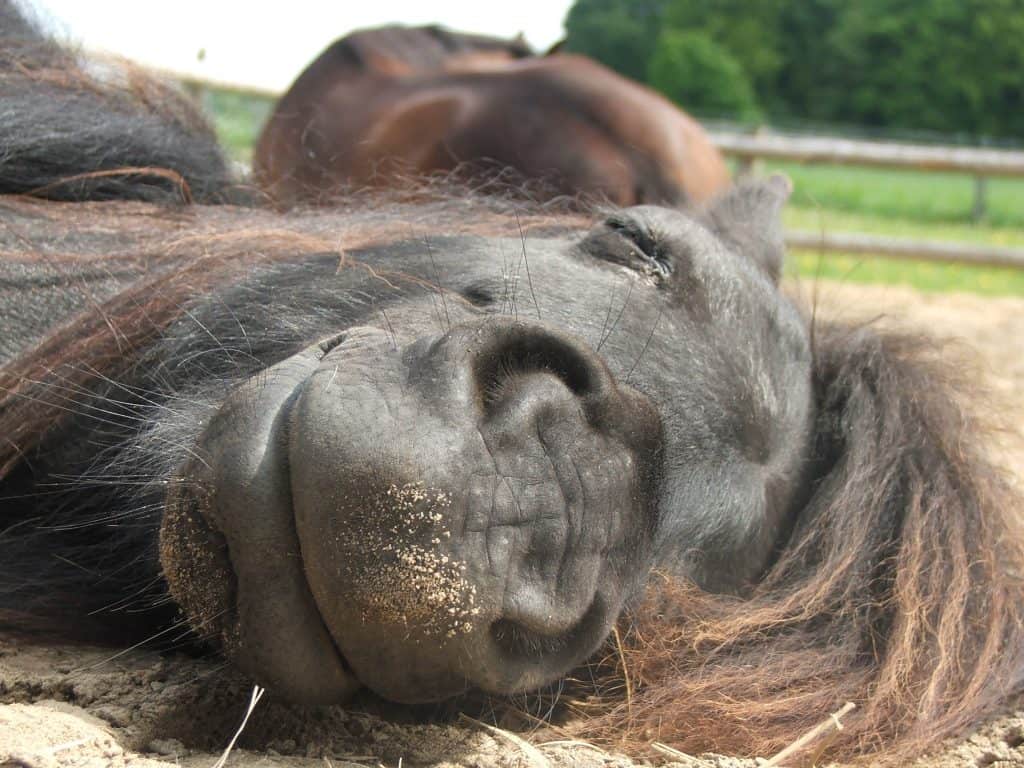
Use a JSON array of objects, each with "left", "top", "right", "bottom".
[{"left": 22, "top": 0, "right": 573, "bottom": 93}]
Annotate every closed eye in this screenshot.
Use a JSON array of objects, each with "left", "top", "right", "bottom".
[{"left": 603, "top": 215, "right": 672, "bottom": 278}]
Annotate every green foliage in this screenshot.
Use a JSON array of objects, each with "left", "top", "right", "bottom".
[
  {"left": 564, "top": 0, "right": 1024, "bottom": 139},
  {"left": 771, "top": 0, "right": 844, "bottom": 121},
  {"left": 562, "top": 0, "right": 667, "bottom": 82},
  {"left": 817, "top": 0, "right": 1024, "bottom": 138},
  {"left": 648, "top": 30, "right": 760, "bottom": 121},
  {"left": 661, "top": 0, "right": 785, "bottom": 112}
]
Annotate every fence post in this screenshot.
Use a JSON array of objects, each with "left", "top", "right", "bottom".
[
  {"left": 972, "top": 176, "right": 988, "bottom": 222},
  {"left": 735, "top": 125, "right": 768, "bottom": 179},
  {"left": 736, "top": 156, "right": 755, "bottom": 178}
]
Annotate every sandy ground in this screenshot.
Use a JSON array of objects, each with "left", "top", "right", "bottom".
[{"left": 3, "top": 279, "right": 1024, "bottom": 768}]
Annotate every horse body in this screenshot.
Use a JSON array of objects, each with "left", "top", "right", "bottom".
[
  {"left": 254, "top": 26, "right": 730, "bottom": 206},
  {"left": 1, "top": 6, "right": 1023, "bottom": 762}
]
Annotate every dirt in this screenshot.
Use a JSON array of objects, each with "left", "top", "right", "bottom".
[{"left": 2, "top": 279, "right": 1024, "bottom": 768}]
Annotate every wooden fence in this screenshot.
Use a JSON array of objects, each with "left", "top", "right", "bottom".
[
  {"left": 709, "top": 130, "right": 1024, "bottom": 178},
  {"left": 708, "top": 130, "right": 1024, "bottom": 268}
]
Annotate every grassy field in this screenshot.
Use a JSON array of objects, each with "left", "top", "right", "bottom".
[
  {"left": 774, "top": 162, "right": 1024, "bottom": 229},
  {"left": 782, "top": 241, "right": 1024, "bottom": 296},
  {"left": 781, "top": 193, "right": 1024, "bottom": 296},
  {"left": 204, "top": 87, "right": 1024, "bottom": 296},
  {"left": 749, "top": 160, "right": 1024, "bottom": 296}
]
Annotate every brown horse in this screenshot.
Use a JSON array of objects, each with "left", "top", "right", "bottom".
[{"left": 254, "top": 25, "right": 730, "bottom": 206}]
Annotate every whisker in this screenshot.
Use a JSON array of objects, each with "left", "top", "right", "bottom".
[
  {"left": 69, "top": 616, "right": 200, "bottom": 674},
  {"left": 379, "top": 308, "right": 398, "bottom": 350},
  {"left": 514, "top": 210, "right": 541, "bottom": 322},
  {"left": 424, "top": 237, "right": 452, "bottom": 333},
  {"left": 597, "top": 279, "right": 634, "bottom": 352},
  {"left": 625, "top": 308, "right": 662, "bottom": 383}
]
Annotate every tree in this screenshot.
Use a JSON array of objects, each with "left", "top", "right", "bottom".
[
  {"left": 563, "top": 0, "right": 667, "bottom": 82},
  {"left": 647, "top": 30, "right": 760, "bottom": 122},
  {"left": 661, "top": 0, "right": 786, "bottom": 112},
  {"left": 563, "top": 0, "right": 1024, "bottom": 139},
  {"left": 772, "top": 0, "right": 844, "bottom": 122},
  {"left": 818, "top": 0, "right": 1024, "bottom": 138}
]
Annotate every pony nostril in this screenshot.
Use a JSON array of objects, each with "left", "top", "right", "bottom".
[{"left": 474, "top": 330, "right": 601, "bottom": 413}]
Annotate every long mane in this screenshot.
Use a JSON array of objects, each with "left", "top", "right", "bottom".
[{"left": 568, "top": 325, "right": 1024, "bottom": 761}]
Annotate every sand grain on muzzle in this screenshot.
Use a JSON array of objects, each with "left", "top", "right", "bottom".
[{"left": 340, "top": 482, "right": 482, "bottom": 639}]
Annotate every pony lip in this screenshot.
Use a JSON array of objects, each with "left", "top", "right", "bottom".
[{"left": 160, "top": 339, "right": 360, "bottom": 703}]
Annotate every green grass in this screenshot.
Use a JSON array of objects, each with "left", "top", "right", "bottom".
[
  {"left": 784, "top": 247, "right": 1024, "bottom": 297},
  {"left": 767, "top": 161, "right": 1024, "bottom": 229},
  {"left": 784, "top": 206, "right": 1024, "bottom": 247},
  {"left": 202, "top": 87, "right": 1024, "bottom": 296},
  {"left": 781, "top": 201, "right": 1024, "bottom": 296},
  {"left": 204, "top": 88, "right": 274, "bottom": 163},
  {"left": 762, "top": 162, "right": 1024, "bottom": 296}
]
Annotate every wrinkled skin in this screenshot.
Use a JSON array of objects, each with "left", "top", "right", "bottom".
[{"left": 153, "top": 180, "right": 813, "bottom": 704}]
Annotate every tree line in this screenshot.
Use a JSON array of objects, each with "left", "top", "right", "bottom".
[{"left": 563, "top": 0, "right": 1024, "bottom": 141}]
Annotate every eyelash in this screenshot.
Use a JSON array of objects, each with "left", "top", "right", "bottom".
[{"left": 606, "top": 218, "right": 672, "bottom": 278}]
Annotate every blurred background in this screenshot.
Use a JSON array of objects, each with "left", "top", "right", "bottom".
[
  {"left": 22, "top": 0, "right": 569, "bottom": 91},
  {"left": 19, "top": 0, "right": 1024, "bottom": 295}
]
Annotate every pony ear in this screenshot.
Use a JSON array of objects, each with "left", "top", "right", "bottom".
[{"left": 702, "top": 174, "right": 791, "bottom": 282}]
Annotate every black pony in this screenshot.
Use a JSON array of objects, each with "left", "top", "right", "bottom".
[{"left": 1, "top": 5, "right": 1022, "bottom": 762}]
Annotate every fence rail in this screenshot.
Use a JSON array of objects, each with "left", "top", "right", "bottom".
[
  {"left": 785, "top": 231, "right": 1024, "bottom": 270},
  {"left": 709, "top": 131, "right": 1024, "bottom": 177}
]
